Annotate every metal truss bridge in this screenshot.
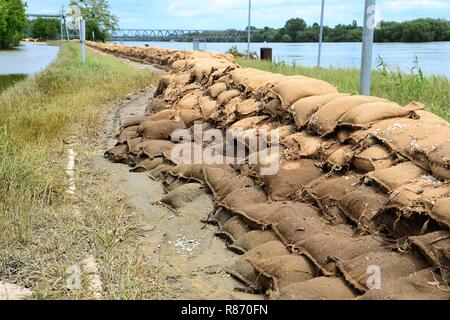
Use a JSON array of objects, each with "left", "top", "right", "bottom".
[{"left": 109, "top": 29, "right": 250, "bottom": 42}]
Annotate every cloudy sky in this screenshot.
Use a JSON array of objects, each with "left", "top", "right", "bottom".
[{"left": 27, "top": 0, "right": 450, "bottom": 29}]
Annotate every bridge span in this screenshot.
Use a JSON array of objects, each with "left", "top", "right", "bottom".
[{"left": 109, "top": 29, "right": 250, "bottom": 42}]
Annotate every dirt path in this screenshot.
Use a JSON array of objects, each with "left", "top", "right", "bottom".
[{"left": 90, "top": 60, "right": 261, "bottom": 300}]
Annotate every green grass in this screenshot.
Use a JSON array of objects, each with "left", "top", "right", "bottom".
[
  {"left": 0, "top": 42, "right": 168, "bottom": 299},
  {"left": 237, "top": 58, "right": 450, "bottom": 122},
  {"left": 0, "top": 74, "right": 27, "bottom": 94}
]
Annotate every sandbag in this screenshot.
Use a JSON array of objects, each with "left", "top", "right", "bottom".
[
  {"left": 169, "top": 164, "right": 204, "bottom": 183},
  {"left": 179, "top": 109, "right": 203, "bottom": 127},
  {"left": 148, "top": 164, "right": 172, "bottom": 180},
  {"left": 137, "top": 119, "right": 185, "bottom": 140},
  {"left": 215, "top": 216, "right": 252, "bottom": 244},
  {"left": 161, "top": 183, "right": 206, "bottom": 209},
  {"left": 137, "top": 140, "right": 175, "bottom": 160},
  {"left": 428, "top": 141, "right": 450, "bottom": 180},
  {"left": 262, "top": 99, "right": 284, "bottom": 118},
  {"left": 122, "top": 115, "right": 150, "bottom": 128},
  {"left": 249, "top": 255, "right": 317, "bottom": 292},
  {"left": 217, "top": 89, "right": 241, "bottom": 105},
  {"left": 130, "top": 157, "right": 165, "bottom": 172},
  {"left": 269, "top": 78, "right": 338, "bottom": 107},
  {"left": 430, "top": 198, "right": 450, "bottom": 229},
  {"left": 359, "top": 268, "right": 449, "bottom": 300},
  {"left": 275, "top": 277, "right": 356, "bottom": 300},
  {"left": 260, "top": 160, "right": 323, "bottom": 201},
  {"left": 209, "top": 208, "right": 233, "bottom": 229},
  {"left": 295, "top": 234, "right": 384, "bottom": 276},
  {"left": 226, "top": 241, "right": 289, "bottom": 289},
  {"left": 409, "top": 231, "right": 450, "bottom": 273},
  {"left": 352, "top": 145, "right": 395, "bottom": 173},
  {"left": 309, "top": 95, "right": 386, "bottom": 136},
  {"left": 236, "top": 98, "right": 260, "bottom": 117},
  {"left": 148, "top": 109, "right": 179, "bottom": 121},
  {"left": 290, "top": 93, "right": 349, "bottom": 128},
  {"left": 325, "top": 145, "right": 354, "bottom": 169},
  {"left": 337, "top": 251, "right": 430, "bottom": 293},
  {"left": 117, "top": 126, "right": 139, "bottom": 143},
  {"left": 198, "top": 96, "right": 218, "bottom": 119},
  {"left": 282, "top": 132, "right": 338, "bottom": 160},
  {"left": 221, "top": 186, "right": 268, "bottom": 212},
  {"left": 105, "top": 144, "right": 129, "bottom": 164},
  {"left": 208, "top": 82, "right": 227, "bottom": 98},
  {"left": 228, "top": 230, "right": 279, "bottom": 254},
  {"left": 366, "top": 161, "right": 427, "bottom": 193}
]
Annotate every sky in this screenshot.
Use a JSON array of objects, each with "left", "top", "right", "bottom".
[{"left": 26, "top": 0, "right": 450, "bottom": 30}]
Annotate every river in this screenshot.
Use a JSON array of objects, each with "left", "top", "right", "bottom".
[
  {"left": 0, "top": 42, "right": 59, "bottom": 76},
  {"left": 114, "top": 41, "right": 450, "bottom": 78}
]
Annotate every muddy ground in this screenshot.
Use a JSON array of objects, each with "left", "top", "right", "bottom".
[{"left": 90, "top": 59, "right": 261, "bottom": 300}]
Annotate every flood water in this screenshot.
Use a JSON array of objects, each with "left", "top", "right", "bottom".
[
  {"left": 0, "top": 42, "right": 59, "bottom": 75},
  {"left": 115, "top": 41, "right": 450, "bottom": 78}
]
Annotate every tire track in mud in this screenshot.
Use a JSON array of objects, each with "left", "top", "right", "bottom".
[{"left": 90, "top": 61, "right": 262, "bottom": 300}]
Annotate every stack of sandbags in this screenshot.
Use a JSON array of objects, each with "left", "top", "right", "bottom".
[{"left": 94, "top": 42, "right": 449, "bottom": 300}]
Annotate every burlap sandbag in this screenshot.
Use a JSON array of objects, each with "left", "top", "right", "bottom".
[
  {"left": 249, "top": 254, "right": 317, "bottom": 292},
  {"left": 122, "top": 116, "right": 150, "bottom": 128},
  {"left": 260, "top": 160, "right": 323, "bottom": 201},
  {"left": 215, "top": 216, "right": 252, "bottom": 244},
  {"left": 325, "top": 145, "right": 354, "bottom": 169},
  {"left": 117, "top": 125, "right": 139, "bottom": 143},
  {"left": 105, "top": 143, "right": 130, "bottom": 164},
  {"left": 148, "top": 163, "right": 172, "bottom": 180},
  {"left": 409, "top": 231, "right": 450, "bottom": 274},
  {"left": 126, "top": 137, "right": 143, "bottom": 155},
  {"left": 338, "top": 101, "right": 422, "bottom": 128},
  {"left": 228, "top": 230, "right": 278, "bottom": 254},
  {"left": 169, "top": 164, "right": 204, "bottom": 183},
  {"left": 226, "top": 241, "right": 289, "bottom": 289},
  {"left": 309, "top": 95, "right": 386, "bottom": 136},
  {"left": 236, "top": 98, "right": 260, "bottom": 117},
  {"left": 208, "top": 82, "right": 227, "bottom": 98},
  {"left": 209, "top": 208, "right": 234, "bottom": 229},
  {"left": 161, "top": 183, "right": 206, "bottom": 209},
  {"left": 430, "top": 198, "right": 450, "bottom": 229},
  {"left": 274, "top": 277, "right": 356, "bottom": 300},
  {"left": 136, "top": 140, "right": 175, "bottom": 160},
  {"left": 217, "top": 89, "right": 241, "bottom": 106},
  {"left": 148, "top": 109, "right": 179, "bottom": 121},
  {"left": 130, "top": 157, "right": 165, "bottom": 172},
  {"left": 338, "top": 185, "right": 388, "bottom": 229},
  {"left": 229, "top": 115, "right": 269, "bottom": 132},
  {"left": 269, "top": 78, "right": 338, "bottom": 107},
  {"left": 352, "top": 145, "right": 395, "bottom": 173},
  {"left": 137, "top": 119, "right": 185, "bottom": 140},
  {"left": 295, "top": 234, "right": 384, "bottom": 276},
  {"left": 175, "top": 89, "right": 203, "bottom": 109},
  {"left": 358, "top": 268, "right": 449, "bottom": 300},
  {"left": 262, "top": 99, "right": 284, "bottom": 118},
  {"left": 198, "top": 96, "right": 219, "bottom": 119},
  {"left": 282, "top": 132, "right": 338, "bottom": 160},
  {"left": 428, "top": 141, "right": 450, "bottom": 180},
  {"left": 290, "top": 93, "right": 349, "bottom": 128},
  {"left": 416, "top": 109, "right": 450, "bottom": 126},
  {"left": 221, "top": 186, "right": 268, "bottom": 214},
  {"left": 366, "top": 161, "right": 427, "bottom": 193},
  {"left": 302, "top": 173, "right": 362, "bottom": 224},
  {"left": 179, "top": 109, "right": 203, "bottom": 127},
  {"left": 337, "top": 251, "right": 430, "bottom": 293}
]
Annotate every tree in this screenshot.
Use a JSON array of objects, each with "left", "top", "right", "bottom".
[
  {"left": 70, "top": 0, "right": 118, "bottom": 41},
  {"left": 30, "top": 17, "right": 60, "bottom": 40},
  {"left": 0, "top": 0, "right": 27, "bottom": 48},
  {"left": 280, "top": 34, "right": 292, "bottom": 42},
  {"left": 284, "top": 18, "right": 307, "bottom": 40}
]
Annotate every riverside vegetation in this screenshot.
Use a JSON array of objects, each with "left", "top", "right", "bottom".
[
  {"left": 0, "top": 42, "right": 169, "bottom": 299},
  {"left": 238, "top": 57, "right": 450, "bottom": 122}
]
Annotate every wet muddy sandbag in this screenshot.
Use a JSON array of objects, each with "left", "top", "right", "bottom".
[
  {"left": 338, "top": 185, "right": 388, "bottom": 229},
  {"left": 145, "top": 98, "right": 169, "bottom": 115},
  {"left": 282, "top": 132, "right": 337, "bottom": 160},
  {"left": 225, "top": 201, "right": 319, "bottom": 230},
  {"left": 409, "top": 230, "right": 450, "bottom": 272},
  {"left": 136, "top": 140, "right": 175, "bottom": 160},
  {"left": 105, "top": 143, "right": 130, "bottom": 164},
  {"left": 430, "top": 198, "right": 450, "bottom": 229},
  {"left": 358, "top": 268, "right": 449, "bottom": 300},
  {"left": 302, "top": 173, "right": 361, "bottom": 224},
  {"left": 352, "top": 145, "right": 395, "bottom": 173},
  {"left": 130, "top": 157, "right": 165, "bottom": 172},
  {"left": 137, "top": 119, "right": 185, "bottom": 140},
  {"left": 169, "top": 164, "right": 204, "bottom": 183},
  {"left": 217, "top": 89, "right": 241, "bottom": 106},
  {"left": 215, "top": 216, "right": 252, "bottom": 244},
  {"left": 228, "top": 230, "right": 278, "bottom": 254},
  {"left": 161, "top": 183, "right": 206, "bottom": 209},
  {"left": 207, "top": 82, "right": 228, "bottom": 98},
  {"left": 260, "top": 160, "right": 323, "bottom": 201},
  {"left": 338, "top": 101, "right": 422, "bottom": 128},
  {"left": 290, "top": 93, "right": 349, "bottom": 128},
  {"left": 203, "top": 165, "right": 256, "bottom": 201},
  {"left": 122, "top": 115, "right": 150, "bottom": 128},
  {"left": 268, "top": 78, "right": 338, "bottom": 107},
  {"left": 249, "top": 254, "right": 317, "bottom": 292},
  {"left": 366, "top": 161, "right": 427, "bottom": 193},
  {"left": 274, "top": 277, "right": 356, "bottom": 300},
  {"left": 386, "top": 179, "right": 450, "bottom": 215},
  {"left": 308, "top": 95, "right": 387, "bottom": 136},
  {"left": 126, "top": 137, "right": 144, "bottom": 156},
  {"left": 226, "top": 241, "right": 289, "bottom": 289},
  {"left": 148, "top": 163, "right": 172, "bottom": 180},
  {"left": 295, "top": 233, "right": 384, "bottom": 276},
  {"left": 117, "top": 125, "right": 139, "bottom": 143},
  {"left": 337, "top": 250, "right": 430, "bottom": 293},
  {"left": 209, "top": 208, "right": 234, "bottom": 229}
]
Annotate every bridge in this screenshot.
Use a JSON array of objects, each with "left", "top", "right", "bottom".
[
  {"left": 26, "top": 13, "right": 62, "bottom": 19},
  {"left": 109, "top": 29, "right": 250, "bottom": 42}
]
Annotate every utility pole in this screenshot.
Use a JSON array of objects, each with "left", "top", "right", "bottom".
[
  {"left": 317, "top": 0, "right": 325, "bottom": 67},
  {"left": 360, "top": 0, "right": 376, "bottom": 95},
  {"left": 60, "top": 6, "right": 64, "bottom": 41},
  {"left": 247, "top": 0, "right": 251, "bottom": 59},
  {"left": 80, "top": 18, "right": 86, "bottom": 63}
]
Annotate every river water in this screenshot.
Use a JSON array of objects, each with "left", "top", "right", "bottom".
[
  {"left": 0, "top": 42, "right": 59, "bottom": 75},
  {"left": 115, "top": 41, "right": 450, "bottom": 78}
]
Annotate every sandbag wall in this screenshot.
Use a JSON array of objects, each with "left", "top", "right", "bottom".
[{"left": 89, "top": 42, "right": 450, "bottom": 300}]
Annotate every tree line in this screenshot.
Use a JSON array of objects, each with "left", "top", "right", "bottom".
[
  {"left": 0, "top": 0, "right": 27, "bottom": 48},
  {"left": 250, "top": 17, "right": 450, "bottom": 43}
]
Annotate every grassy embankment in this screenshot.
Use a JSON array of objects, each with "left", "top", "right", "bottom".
[
  {"left": 238, "top": 58, "right": 450, "bottom": 122},
  {"left": 0, "top": 74, "right": 27, "bottom": 94},
  {"left": 0, "top": 42, "right": 168, "bottom": 299}
]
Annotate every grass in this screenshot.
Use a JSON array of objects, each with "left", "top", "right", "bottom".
[
  {"left": 0, "top": 42, "right": 169, "bottom": 299},
  {"left": 237, "top": 58, "right": 450, "bottom": 122},
  {"left": 0, "top": 74, "right": 27, "bottom": 94}
]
